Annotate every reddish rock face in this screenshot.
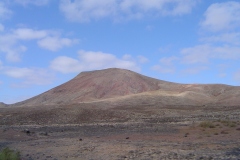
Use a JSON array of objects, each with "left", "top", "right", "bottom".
[
  {"left": 15, "top": 68, "right": 170, "bottom": 106},
  {"left": 53, "top": 68, "right": 163, "bottom": 100},
  {"left": 13, "top": 68, "right": 240, "bottom": 107}
]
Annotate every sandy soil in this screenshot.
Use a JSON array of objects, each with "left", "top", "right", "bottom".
[{"left": 1, "top": 104, "right": 240, "bottom": 160}]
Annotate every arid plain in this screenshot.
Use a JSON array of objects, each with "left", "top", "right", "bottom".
[{"left": 1, "top": 68, "right": 240, "bottom": 159}]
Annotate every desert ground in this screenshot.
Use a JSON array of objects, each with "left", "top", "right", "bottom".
[
  {"left": 1, "top": 103, "right": 240, "bottom": 160},
  {"left": 1, "top": 68, "right": 240, "bottom": 159}
]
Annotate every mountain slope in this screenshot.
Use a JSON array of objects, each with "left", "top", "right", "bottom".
[
  {"left": 15, "top": 68, "right": 178, "bottom": 106},
  {"left": 0, "top": 102, "right": 7, "bottom": 107},
  {"left": 14, "top": 68, "right": 240, "bottom": 107}
]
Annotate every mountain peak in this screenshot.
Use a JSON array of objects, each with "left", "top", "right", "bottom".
[
  {"left": 16, "top": 68, "right": 165, "bottom": 106},
  {"left": 75, "top": 68, "right": 136, "bottom": 78},
  {"left": 12, "top": 68, "right": 240, "bottom": 107}
]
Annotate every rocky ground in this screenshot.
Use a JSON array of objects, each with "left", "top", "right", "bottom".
[
  {"left": 1, "top": 69, "right": 240, "bottom": 159},
  {"left": 1, "top": 104, "right": 240, "bottom": 160}
]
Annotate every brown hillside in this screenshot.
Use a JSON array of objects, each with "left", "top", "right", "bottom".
[
  {"left": 0, "top": 102, "right": 7, "bottom": 107},
  {"left": 15, "top": 68, "right": 177, "bottom": 106},
  {"left": 14, "top": 68, "right": 240, "bottom": 107}
]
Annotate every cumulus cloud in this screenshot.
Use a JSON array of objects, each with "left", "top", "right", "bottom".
[
  {"left": 0, "top": 34, "right": 27, "bottom": 62},
  {"left": 14, "top": 0, "right": 51, "bottom": 6},
  {"left": 234, "top": 70, "right": 240, "bottom": 83},
  {"left": 0, "top": 24, "right": 4, "bottom": 32},
  {"left": 13, "top": 28, "right": 48, "bottom": 40},
  {"left": 60, "top": 0, "right": 117, "bottom": 22},
  {"left": 181, "top": 45, "right": 240, "bottom": 64},
  {"left": 50, "top": 56, "right": 84, "bottom": 73},
  {"left": 1, "top": 66, "right": 54, "bottom": 86},
  {"left": 200, "top": 32, "right": 240, "bottom": 45},
  {"left": 151, "top": 65, "right": 175, "bottom": 74},
  {"left": 182, "top": 66, "right": 208, "bottom": 74},
  {"left": 59, "top": 0, "right": 199, "bottom": 22},
  {"left": 38, "top": 36, "right": 78, "bottom": 51},
  {"left": 151, "top": 1, "right": 240, "bottom": 77},
  {"left": 159, "top": 56, "right": 178, "bottom": 66},
  {"left": 151, "top": 56, "right": 178, "bottom": 74},
  {"left": 201, "top": 1, "right": 240, "bottom": 32},
  {"left": 50, "top": 50, "right": 140, "bottom": 73},
  {"left": 153, "top": 44, "right": 240, "bottom": 75},
  {"left": 0, "top": 27, "right": 78, "bottom": 62},
  {"left": 0, "top": 2, "right": 12, "bottom": 20},
  {"left": 122, "top": 54, "right": 132, "bottom": 60},
  {"left": 137, "top": 55, "right": 148, "bottom": 64}
]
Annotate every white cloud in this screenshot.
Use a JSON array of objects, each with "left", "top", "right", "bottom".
[
  {"left": 0, "top": 60, "right": 2, "bottom": 69},
  {"left": 200, "top": 32, "right": 240, "bottom": 45},
  {"left": 0, "top": 2, "right": 12, "bottom": 20},
  {"left": 182, "top": 66, "right": 208, "bottom": 74},
  {"left": 181, "top": 44, "right": 240, "bottom": 64},
  {"left": 4, "top": 67, "right": 33, "bottom": 78},
  {"left": 151, "top": 65, "right": 175, "bottom": 74},
  {"left": 2, "top": 66, "right": 54, "bottom": 86},
  {"left": 0, "top": 34, "right": 27, "bottom": 62},
  {"left": 0, "top": 27, "right": 78, "bottom": 61},
  {"left": 120, "top": 0, "right": 198, "bottom": 16},
  {"left": 50, "top": 50, "right": 140, "bottom": 73},
  {"left": 0, "top": 24, "right": 4, "bottom": 32},
  {"left": 151, "top": 56, "right": 178, "bottom": 74},
  {"left": 14, "top": 0, "right": 51, "bottom": 6},
  {"left": 38, "top": 36, "right": 78, "bottom": 51},
  {"left": 137, "top": 55, "right": 148, "bottom": 63},
  {"left": 60, "top": 0, "right": 116, "bottom": 22},
  {"left": 60, "top": 0, "right": 199, "bottom": 22},
  {"left": 201, "top": 1, "right": 240, "bottom": 32},
  {"left": 122, "top": 54, "right": 132, "bottom": 60},
  {"left": 159, "top": 56, "right": 178, "bottom": 66},
  {"left": 50, "top": 56, "right": 83, "bottom": 73},
  {"left": 5, "top": 46, "right": 27, "bottom": 62},
  {"left": 14, "top": 28, "right": 48, "bottom": 40},
  {"left": 78, "top": 50, "right": 139, "bottom": 70},
  {"left": 181, "top": 45, "right": 212, "bottom": 64},
  {"left": 234, "top": 70, "right": 240, "bottom": 82}
]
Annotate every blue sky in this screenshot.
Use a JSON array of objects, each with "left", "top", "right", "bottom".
[{"left": 0, "top": 0, "right": 240, "bottom": 104}]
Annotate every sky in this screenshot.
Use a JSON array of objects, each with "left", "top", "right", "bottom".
[{"left": 0, "top": 0, "right": 240, "bottom": 104}]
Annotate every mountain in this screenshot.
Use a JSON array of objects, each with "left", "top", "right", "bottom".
[
  {"left": 14, "top": 68, "right": 240, "bottom": 107},
  {"left": 15, "top": 68, "right": 172, "bottom": 106},
  {"left": 0, "top": 102, "right": 7, "bottom": 107}
]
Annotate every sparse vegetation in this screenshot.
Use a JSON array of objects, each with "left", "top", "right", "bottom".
[
  {"left": 0, "top": 147, "right": 21, "bottom": 160},
  {"left": 230, "top": 124, "right": 236, "bottom": 127},
  {"left": 221, "top": 130, "right": 229, "bottom": 134},
  {"left": 219, "top": 120, "right": 237, "bottom": 127},
  {"left": 200, "top": 120, "right": 239, "bottom": 129},
  {"left": 199, "top": 121, "right": 215, "bottom": 128}
]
